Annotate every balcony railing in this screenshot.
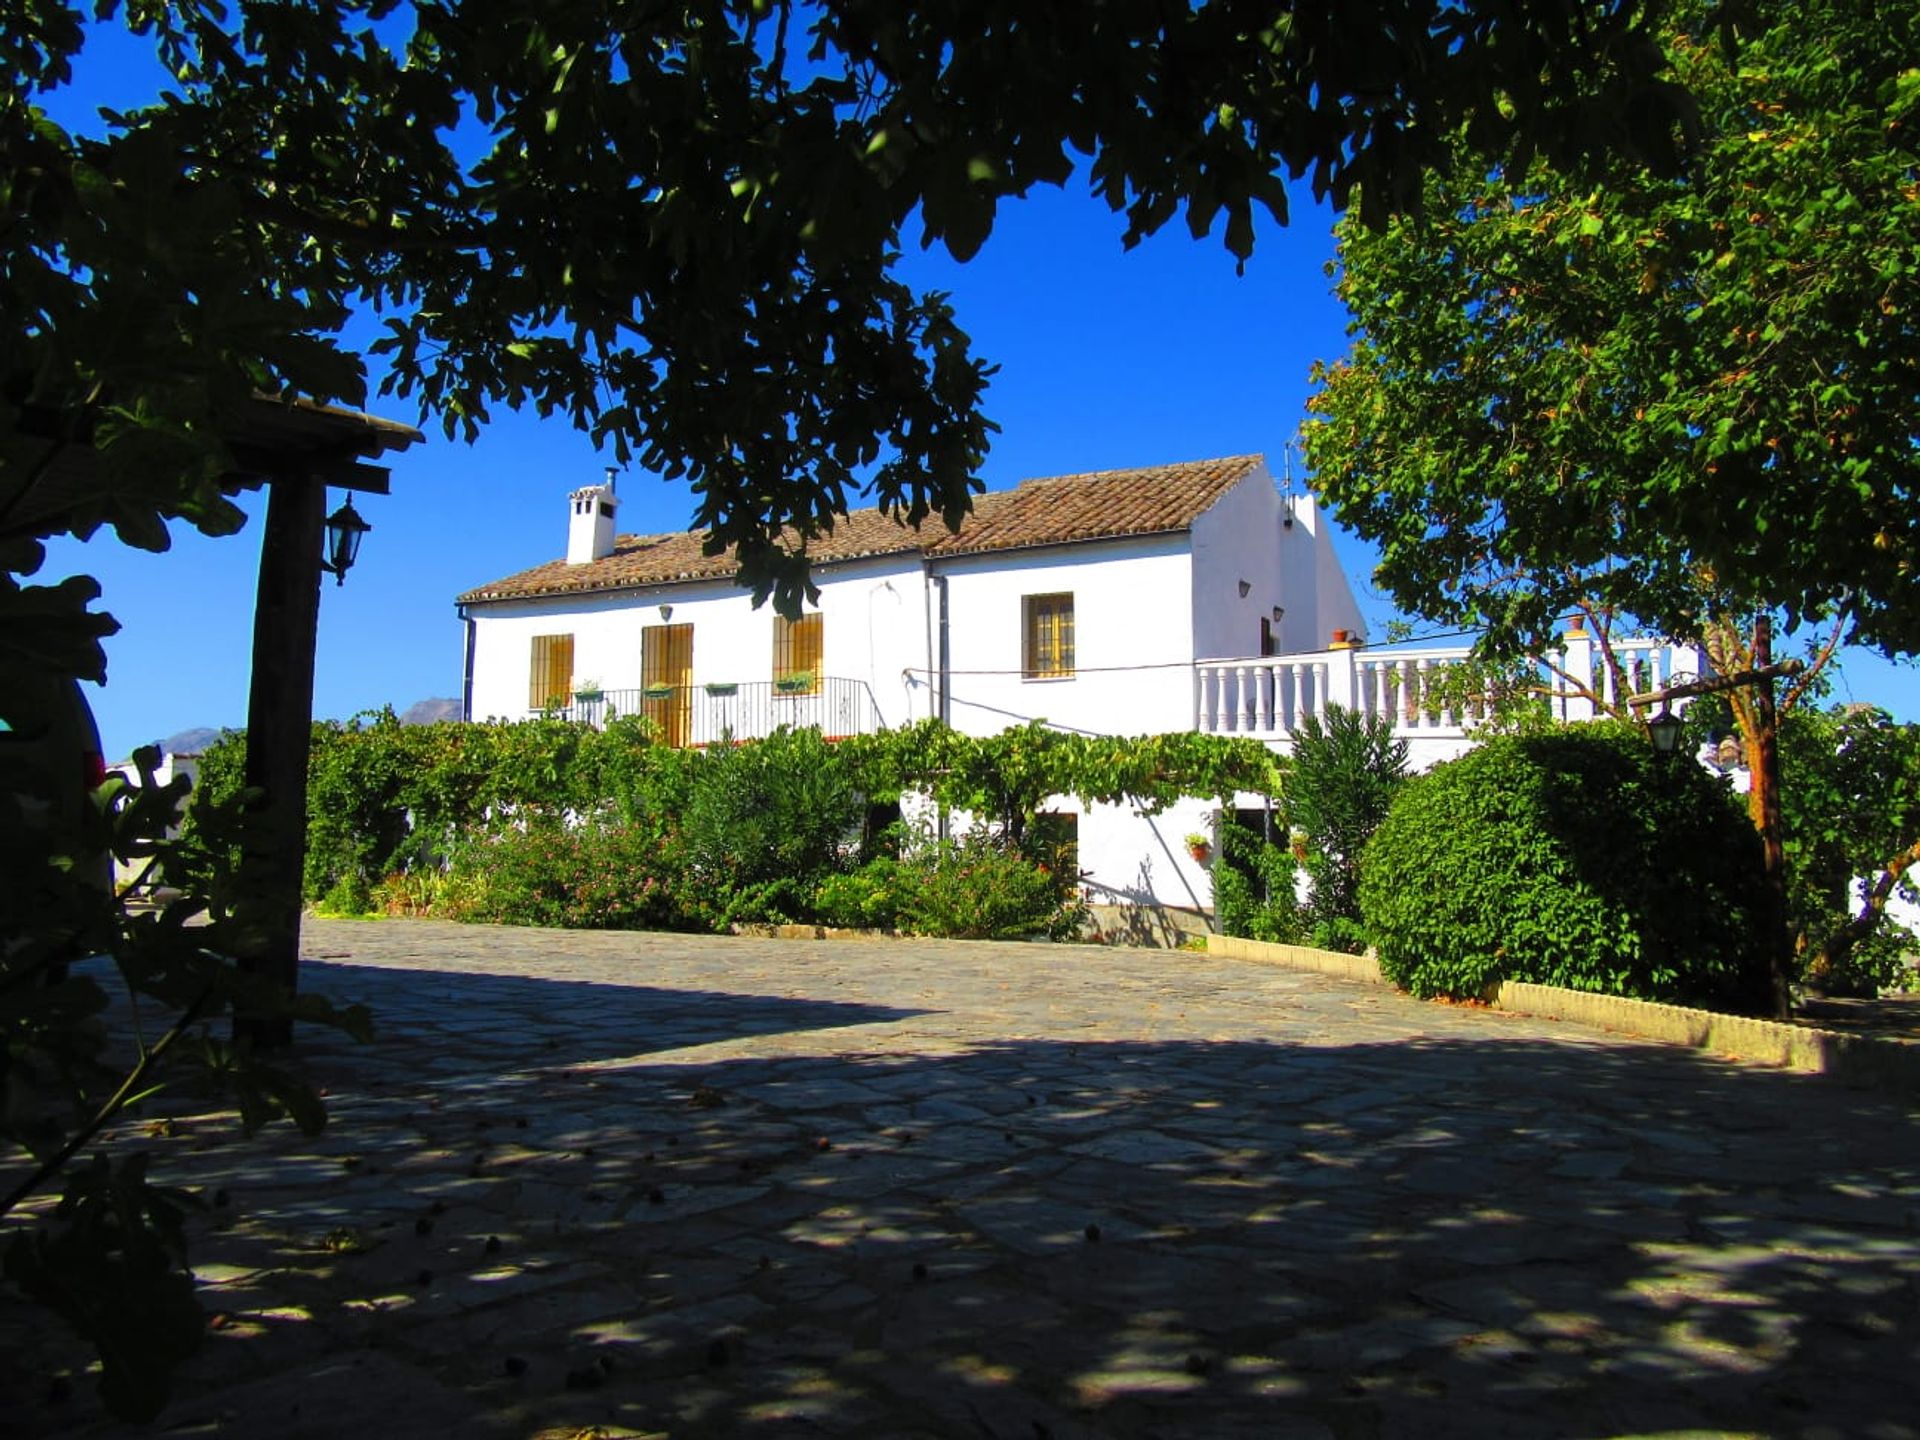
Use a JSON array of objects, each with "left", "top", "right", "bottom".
[
  {"left": 543, "top": 675, "right": 885, "bottom": 746},
  {"left": 1195, "top": 634, "right": 1701, "bottom": 741}
]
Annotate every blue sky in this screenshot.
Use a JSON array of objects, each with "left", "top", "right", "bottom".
[{"left": 35, "top": 24, "right": 1920, "bottom": 760}]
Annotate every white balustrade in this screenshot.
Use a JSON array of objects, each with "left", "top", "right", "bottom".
[
  {"left": 1195, "top": 656, "right": 1332, "bottom": 736},
  {"left": 1194, "top": 638, "right": 1696, "bottom": 742}
]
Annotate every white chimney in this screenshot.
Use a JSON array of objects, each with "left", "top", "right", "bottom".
[{"left": 566, "top": 476, "right": 619, "bottom": 564}]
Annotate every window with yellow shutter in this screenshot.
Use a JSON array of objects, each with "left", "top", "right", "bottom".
[
  {"left": 529, "top": 633, "right": 575, "bottom": 709},
  {"left": 1022, "top": 593, "right": 1075, "bottom": 679},
  {"left": 772, "top": 613, "right": 823, "bottom": 694}
]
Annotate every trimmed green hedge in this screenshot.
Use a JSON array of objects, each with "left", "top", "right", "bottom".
[{"left": 1359, "top": 729, "right": 1770, "bottom": 1011}]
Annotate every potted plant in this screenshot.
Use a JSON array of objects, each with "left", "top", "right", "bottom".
[
  {"left": 642, "top": 682, "right": 674, "bottom": 701},
  {"left": 704, "top": 681, "right": 739, "bottom": 697},
  {"left": 774, "top": 670, "right": 815, "bottom": 695},
  {"left": 1184, "top": 831, "right": 1213, "bottom": 865},
  {"left": 572, "top": 678, "right": 603, "bottom": 703}
]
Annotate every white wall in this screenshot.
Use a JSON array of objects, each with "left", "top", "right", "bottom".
[
  {"left": 934, "top": 535, "right": 1196, "bottom": 738},
  {"left": 461, "top": 467, "right": 1380, "bottom": 922},
  {"left": 1075, "top": 795, "right": 1219, "bottom": 913},
  {"left": 466, "top": 553, "right": 928, "bottom": 727},
  {"left": 1188, "top": 459, "right": 1290, "bottom": 661},
  {"left": 109, "top": 751, "right": 199, "bottom": 891},
  {"left": 1185, "top": 480, "right": 1365, "bottom": 662},
  {"left": 1304, "top": 498, "right": 1369, "bottom": 645}
]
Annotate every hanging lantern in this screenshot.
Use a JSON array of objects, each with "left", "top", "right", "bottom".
[{"left": 321, "top": 497, "right": 371, "bottom": 586}]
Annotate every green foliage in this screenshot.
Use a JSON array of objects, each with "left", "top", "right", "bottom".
[
  {"left": 894, "top": 832, "right": 1088, "bottom": 942},
  {"left": 814, "top": 858, "right": 910, "bottom": 930},
  {"left": 1213, "top": 815, "right": 1305, "bottom": 945},
  {"left": 1305, "top": 0, "right": 1920, "bottom": 656},
  {"left": 225, "top": 716, "right": 1243, "bottom": 941},
  {"left": 444, "top": 817, "right": 685, "bottom": 931},
  {"left": 842, "top": 720, "right": 1281, "bottom": 833},
  {"left": 1774, "top": 706, "right": 1920, "bottom": 993},
  {"left": 7, "top": 2, "right": 1689, "bottom": 613},
  {"left": 186, "top": 718, "right": 1282, "bottom": 919},
  {"left": 678, "top": 728, "right": 863, "bottom": 898},
  {"left": 1360, "top": 730, "right": 1771, "bottom": 1010},
  {"left": 2, "top": 744, "right": 369, "bottom": 1419},
  {"left": 1287, "top": 707, "right": 1408, "bottom": 952},
  {"left": 3, "top": 1155, "right": 203, "bottom": 1423}
]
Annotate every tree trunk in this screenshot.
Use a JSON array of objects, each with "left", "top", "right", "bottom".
[
  {"left": 1746, "top": 616, "right": 1795, "bottom": 1019},
  {"left": 1805, "top": 834, "right": 1920, "bottom": 988}
]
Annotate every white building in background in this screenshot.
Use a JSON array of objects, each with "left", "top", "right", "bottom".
[{"left": 455, "top": 454, "right": 1695, "bottom": 938}]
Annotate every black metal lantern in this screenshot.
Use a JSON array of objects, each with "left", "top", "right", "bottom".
[
  {"left": 321, "top": 497, "right": 371, "bottom": 586},
  {"left": 1646, "top": 706, "right": 1684, "bottom": 756}
]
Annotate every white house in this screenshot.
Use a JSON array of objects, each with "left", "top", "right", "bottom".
[{"left": 455, "top": 454, "right": 1695, "bottom": 937}]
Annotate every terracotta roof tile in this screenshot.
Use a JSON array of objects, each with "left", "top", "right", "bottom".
[
  {"left": 927, "top": 454, "right": 1262, "bottom": 557},
  {"left": 457, "top": 454, "right": 1264, "bottom": 605}
]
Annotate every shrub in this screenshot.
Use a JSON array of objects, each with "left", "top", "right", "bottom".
[
  {"left": 1214, "top": 815, "right": 1304, "bottom": 944},
  {"left": 814, "top": 858, "right": 908, "bottom": 929},
  {"left": 1287, "top": 705, "right": 1407, "bottom": 952},
  {"left": 316, "top": 872, "right": 375, "bottom": 917},
  {"left": 897, "top": 832, "right": 1087, "bottom": 940},
  {"left": 1359, "top": 729, "right": 1770, "bottom": 1011},
  {"left": 446, "top": 816, "right": 686, "bottom": 931},
  {"left": 678, "top": 727, "right": 863, "bottom": 901}
]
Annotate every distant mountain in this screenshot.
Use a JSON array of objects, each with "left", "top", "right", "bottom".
[
  {"left": 399, "top": 697, "right": 462, "bottom": 725},
  {"left": 148, "top": 699, "right": 462, "bottom": 757},
  {"left": 158, "top": 726, "right": 226, "bottom": 756}
]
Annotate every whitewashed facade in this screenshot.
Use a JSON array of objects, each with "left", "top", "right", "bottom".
[{"left": 457, "top": 456, "right": 1696, "bottom": 934}]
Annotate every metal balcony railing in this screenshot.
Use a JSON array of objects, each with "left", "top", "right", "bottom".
[{"left": 541, "top": 675, "right": 885, "bottom": 746}]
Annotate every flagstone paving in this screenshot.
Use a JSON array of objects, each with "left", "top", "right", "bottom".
[{"left": 4, "top": 919, "right": 1919, "bottom": 1439}]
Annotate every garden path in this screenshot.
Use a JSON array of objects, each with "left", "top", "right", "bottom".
[{"left": 5, "top": 918, "right": 1917, "bottom": 1439}]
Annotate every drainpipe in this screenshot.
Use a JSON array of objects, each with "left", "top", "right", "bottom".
[
  {"left": 458, "top": 604, "right": 475, "bottom": 722},
  {"left": 932, "top": 572, "right": 951, "bottom": 727},
  {"left": 920, "top": 563, "right": 935, "bottom": 725},
  {"left": 930, "top": 569, "right": 951, "bottom": 842}
]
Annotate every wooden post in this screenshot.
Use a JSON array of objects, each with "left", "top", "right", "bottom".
[{"left": 235, "top": 470, "right": 325, "bottom": 1050}]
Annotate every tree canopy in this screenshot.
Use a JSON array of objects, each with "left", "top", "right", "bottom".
[
  {"left": 1303, "top": 0, "right": 1920, "bottom": 658},
  {"left": 5, "top": 0, "right": 1695, "bottom": 620}
]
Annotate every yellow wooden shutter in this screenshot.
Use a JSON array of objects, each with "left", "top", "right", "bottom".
[
  {"left": 642, "top": 623, "right": 694, "bottom": 745},
  {"left": 773, "top": 613, "right": 823, "bottom": 693},
  {"left": 529, "top": 634, "right": 574, "bottom": 709}
]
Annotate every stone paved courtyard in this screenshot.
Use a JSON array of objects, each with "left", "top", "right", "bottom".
[{"left": 4, "top": 919, "right": 1919, "bottom": 1439}]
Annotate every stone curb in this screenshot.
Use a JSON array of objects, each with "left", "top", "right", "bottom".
[
  {"left": 1207, "top": 933, "right": 1384, "bottom": 985},
  {"left": 1207, "top": 934, "right": 1920, "bottom": 1096}
]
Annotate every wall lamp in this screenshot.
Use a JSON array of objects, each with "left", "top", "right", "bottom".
[{"left": 320, "top": 497, "right": 371, "bottom": 586}]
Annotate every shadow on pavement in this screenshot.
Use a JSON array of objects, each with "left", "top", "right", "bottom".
[{"left": 5, "top": 957, "right": 1917, "bottom": 1440}]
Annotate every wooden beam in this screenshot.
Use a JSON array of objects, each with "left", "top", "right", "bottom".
[
  {"left": 1625, "top": 660, "right": 1805, "bottom": 708},
  {"left": 235, "top": 469, "right": 325, "bottom": 1050},
  {"left": 227, "top": 446, "right": 393, "bottom": 493}
]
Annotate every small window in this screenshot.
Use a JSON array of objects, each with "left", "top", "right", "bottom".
[
  {"left": 529, "top": 633, "right": 574, "bottom": 709},
  {"left": 1023, "top": 593, "right": 1075, "bottom": 679},
  {"left": 773, "top": 613, "right": 823, "bottom": 694}
]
